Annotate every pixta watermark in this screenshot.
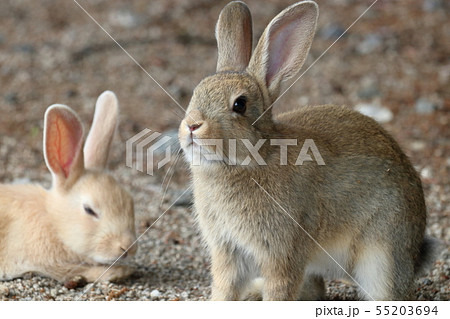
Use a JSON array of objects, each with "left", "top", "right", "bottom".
[{"left": 126, "top": 130, "right": 325, "bottom": 175}]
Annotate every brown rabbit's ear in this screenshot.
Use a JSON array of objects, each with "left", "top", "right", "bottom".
[
  {"left": 247, "top": 1, "right": 318, "bottom": 101},
  {"left": 44, "top": 105, "right": 85, "bottom": 189},
  {"left": 83, "top": 91, "right": 119, "bottom": 170},
  {"left": 216, "top": 1, "right": 253, "bottom": 72}
]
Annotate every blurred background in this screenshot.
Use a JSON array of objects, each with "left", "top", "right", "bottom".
[{"left": 0, "top": 0, "right": 448, "bottom": 300}]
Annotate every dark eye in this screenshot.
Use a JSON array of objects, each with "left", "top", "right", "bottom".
[
  {"left": 232, "top": 96, "right": 247, "bottom": 114},
  {"left": 83, "top": 205, "right": 98, "bottom": 218}
]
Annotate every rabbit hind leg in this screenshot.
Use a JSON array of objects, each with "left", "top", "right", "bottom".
[
  {"left": 353, "top": 244, "right": 414, "bottom": 300},
  {"left": 298, "top": 274, "right": 326, "bottom": 300}
]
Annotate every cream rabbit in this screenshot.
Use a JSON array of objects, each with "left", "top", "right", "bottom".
[
  {"left": 178, "top": 1, "right": 439, "bottom": 300},
  {"left": 0, "top": 91, "right": 137, "bottom": 283}
]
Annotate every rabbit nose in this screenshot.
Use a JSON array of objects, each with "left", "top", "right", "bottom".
[
  {"left": 188, "top": 123, "right": 202, "bottom": 132},
  {"left": 121, "top": 242, "right": 137, "bottom": 257},
  {"left": 120, "top": 247, "right": 128, "bottom": 258}
]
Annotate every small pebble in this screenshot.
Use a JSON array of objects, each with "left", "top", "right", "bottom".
[
  {"left": 0, "top": 285, "right": 9, "bottom": 297},
  {"left": 50, "top": 289, "right": 57, "bottom": 297},
  {"left": 5, "top": 92, "right": 19, "bottom": 105},
  {"left": 410, "top": 141, "right": 426, "bottom": 152},
  {"left": 150, "top": 289, "right": 161, "bottom": 299},
  {"left": 108, "top": 10, "right": 141, "bottom": 29},
  {"left": 415, "top": 98, "right": 437, "bottom": 114},
  {"left": 14, "top": 43, "right": 35, "bottom": 54},
  {"left": 319, "top": 23, "right": 345, "bottom": 40},
  {"left": 421, "top": 167, "right": 433, "bottom": 179},
  {"left": 422, "top": 0, "right": 443, "bottom": 12},
  {"left": 357, "top": 86, "right": 380, "bottom": 100},
  {"left": 357, "top": 34, "right": 382, "bottom": 55},
  {"left": 422, "top": 278, "right": 432, "bottom": 285},
  {"left": 64, "top": 276, "right": 87, "bottom": 290},
  {"left": 355, "top": 103, "right": 393, "bottom": 123}
]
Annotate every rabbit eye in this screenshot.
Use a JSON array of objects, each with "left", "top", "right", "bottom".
[
  {"left": 83, "top": 205, "right": 98, "bottom": 218},
  {"left": 232, "top": 96, "right": 247, "bottom": 114}
]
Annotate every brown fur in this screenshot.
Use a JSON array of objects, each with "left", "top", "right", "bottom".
[{"left": 178, "top": 1, "right": 436, "bottom": 300}]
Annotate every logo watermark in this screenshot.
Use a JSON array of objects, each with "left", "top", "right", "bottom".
[
  {"left": 126, "top": 130, "right": 325, "bottom": 175},
  {"left": 126, "top": 129, "right": 173, "bottom": 176}
]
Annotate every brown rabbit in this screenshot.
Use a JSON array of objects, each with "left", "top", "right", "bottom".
[
  {"left": 0, "top": 91, "right": 137, "bottom": 283},
  {"left": 178, "top": 1, "right": 439, "bottom": 300}
]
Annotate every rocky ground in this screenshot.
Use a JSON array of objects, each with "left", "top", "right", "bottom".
[{"left": 0, "top": 0, "right": 448, "bottom": 300}]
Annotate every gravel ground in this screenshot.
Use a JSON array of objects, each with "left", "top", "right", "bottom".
[{"left": 0, "top": 0, "right": 449, "bottom": 300}]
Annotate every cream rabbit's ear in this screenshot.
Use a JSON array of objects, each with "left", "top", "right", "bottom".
[
  {"left": 247, "top": 1, "right": 318, "bottom": 101},
  {"left": 83, "top": 91, "right": 119, "bottom": 170},
  {"left": 44, "top": 105, "right": 85, "bottom": 189},
  {"left": 216, "top": 1, "right": 253, "bottom": 72}
]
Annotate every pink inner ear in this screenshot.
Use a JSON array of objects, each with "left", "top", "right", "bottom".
[
  {"left": 46, "top": 111, "right": 83, "bottom": 179},
  {"left": 266, "top": 18, "right": 299, "bottom": 87}
]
